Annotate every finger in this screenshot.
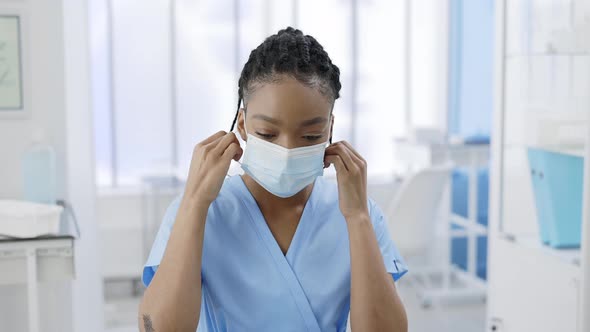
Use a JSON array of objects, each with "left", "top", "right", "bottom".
[
  {"left": 324, "top": 154, "right": 346, "bottom": 174},
  {"left": 205, "top": 132, "right": 235, "bottom": 156},
  {"left": 340, "top": 141, "right": 365, "bottom": 164},
  {"left": 339, "top": 141, "right": 366, "bottom": 172},
  {"left": 212, "top": 132, "right": 239, "bottom": 155},
  {"left": 222, "top": 142, "right": 243, "bottom": 161},
  {"left": 325, "top": 142, "right": 356, "bottom": 171},
  {"left": 202, "top": 134, "right": 227, "bottom": 154},
  {"left": 227, "top": 141, "right": 243, "bottom": 161},
  {"left": 200, "top": 130, "right": 227, "bottom": 146},
  {"left": 233, "top": 147, "right": 243, "bottom": 161}
]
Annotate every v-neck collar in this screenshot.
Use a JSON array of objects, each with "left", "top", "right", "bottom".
[
  {"left": 231, "top": 174, "right": 322, "bottom": 262},
  {"left": 230, "top": 175, "right": 324, "bottom": 332}
]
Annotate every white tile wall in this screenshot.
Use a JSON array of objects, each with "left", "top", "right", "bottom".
[
  {"left": 529, "top": 56, "right": 552, "bottom": 106},
  {"left": 506, "top": 0, "right": 590, "bottom": 55},
  {"left": 501, "top": 0, "right": 589, "bottom": 237},
  {"left": 551, "top": 56, "right": 571, "bottom": 107},
  {"left": 573, "top": 0, "right": 590, "bottom": 26},
  {"left": 504, "top": 56, "right": 528, "bottom": 115},
  {"left": 572, "top": 55, "right": 590, "bottom": 111},
  {"left": 500, "top": 146, "right": 540, "bottom": 236}
]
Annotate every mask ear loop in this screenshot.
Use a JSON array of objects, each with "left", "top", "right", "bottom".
[
  {"left": 328, "top": 108, "right": 334, "bottom": 145},
  {"left": 328, "top": 114, "right": 333, "bottom": 145},
  {"left": 228, "top": 99, "right": 247, "bottom": 175},
  {"left": 230, "top": 95, "right": 242, "bottom": 132}
]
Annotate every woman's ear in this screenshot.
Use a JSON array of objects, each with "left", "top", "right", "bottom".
[{"left": 237, "top": 108, "right": 248, "bottom": 141}]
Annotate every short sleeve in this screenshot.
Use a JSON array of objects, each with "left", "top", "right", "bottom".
[
  {"left": 142, "top": 195, "right": 183, "bottom": 287},
  {"left": 368, "top": 198, "right": 409, "bottom": 282}
]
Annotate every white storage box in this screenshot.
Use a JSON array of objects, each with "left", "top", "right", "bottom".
[{"left": 0, "top": 200, "right": 63, "bottom": 238}]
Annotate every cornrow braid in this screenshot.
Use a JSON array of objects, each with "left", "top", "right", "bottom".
[{"left": 230, "top": 27, "right": 341, "bottom": 143}]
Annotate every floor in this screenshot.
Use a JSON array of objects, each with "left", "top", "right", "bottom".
[
  {"left": 104, "top": 279, "right": 486, "bottom": 332},
  {"left": 396, "top": 280, "right": 486, "bottom": 332},
  {"left": 104, "top": 296, "right": 140, "bottom": 332}
]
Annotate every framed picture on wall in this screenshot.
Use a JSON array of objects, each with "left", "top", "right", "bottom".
[{"left": 0, "top": 9, "right": 28, "bottom": 118}]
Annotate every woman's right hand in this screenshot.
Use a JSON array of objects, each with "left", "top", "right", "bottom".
[{"left": 183, "top": 131, "right": 243, "bottom": 206}]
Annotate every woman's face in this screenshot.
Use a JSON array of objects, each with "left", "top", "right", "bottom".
[{"left": 237, "top": 75, "right": 334, "bottom": 149}]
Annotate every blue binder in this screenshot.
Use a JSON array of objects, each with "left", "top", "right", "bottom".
[
  {"left": 527, "top": 149, "right": 552, "bottom": 244},
  {"left": 527, "top": 148, "right": 583, "bottom": 248}
]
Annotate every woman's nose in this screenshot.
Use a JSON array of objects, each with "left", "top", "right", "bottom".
[{"left": 276, "top": 137, "right": 299, "bottom": 149}]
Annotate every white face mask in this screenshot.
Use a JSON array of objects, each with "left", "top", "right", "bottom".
[{"left": 239, "top": 117, "right": 328, "bottom": 198}]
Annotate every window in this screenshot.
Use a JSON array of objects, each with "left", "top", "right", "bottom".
[{"left": 91, "top": 0, "right": 447, "bottom": 187}]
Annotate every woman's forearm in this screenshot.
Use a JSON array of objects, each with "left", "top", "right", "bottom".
[
  {"left": 346, "top": 213, "right": 408, "bottom": 332},
  {"left": 138, "top": 197, "right": 209, "bottom": 332}
]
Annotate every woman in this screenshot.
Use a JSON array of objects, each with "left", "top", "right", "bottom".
[{"left": 139, "top": 27, "right": 408, "bottom": 332}]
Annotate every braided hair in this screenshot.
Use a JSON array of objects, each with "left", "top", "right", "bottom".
[{"left": 230, "top": 27, "right": 341, "bottom": 143}]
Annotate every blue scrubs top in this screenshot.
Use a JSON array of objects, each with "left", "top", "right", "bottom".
[{"left": 143, "top": 175, "right": 408, "bottom": 332}]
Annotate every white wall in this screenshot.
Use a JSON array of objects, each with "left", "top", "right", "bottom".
[
  {"left": 0, "top": 0, "right": 104, "bottom": 331},
  {"left": 0, "top": 0, "right": 67, "bottom": 200}
]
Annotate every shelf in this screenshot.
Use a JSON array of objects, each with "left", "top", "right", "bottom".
[
  {"left": 503, "top": 144, "right": 586, "bottom": 157},
  {"left": 491, "top": 0, "right": 589, "bottom": 329},
  {"left": 450, "top": 215, "right": 488, "bottom": 236},
  {"left": 500, "top": 233, "right": 581, "bottom": 268},
  {"left": 506, "top": 52, "right": 590, "bottom": 58},
  {"left": 0, "top": 237, "right": 75, "bottom": 285}
]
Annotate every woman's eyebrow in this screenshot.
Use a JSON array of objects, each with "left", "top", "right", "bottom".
[
  {"left": 300, "top": 116, "right": 327, "bottom": 127},
  {"left": 252, "top": 114, "right": 281, "bottom": 125}
]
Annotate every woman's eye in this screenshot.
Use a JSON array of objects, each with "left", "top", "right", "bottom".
[
  {"left": 256, "top": 132, "right": 275, "bottom": 139},
  {"left": 303, "top": 135, "right": 322, "bottom": 141}
]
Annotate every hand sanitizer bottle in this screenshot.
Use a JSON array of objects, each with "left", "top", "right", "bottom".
[{"left": 22, "top": 129, "right": 57, "bottom": 205}]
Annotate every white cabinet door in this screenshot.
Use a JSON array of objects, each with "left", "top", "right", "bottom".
[{"left": 487, "top": 236, "right": 580, "bottom": 332}]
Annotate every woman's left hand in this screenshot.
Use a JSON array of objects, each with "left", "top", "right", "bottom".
[{"left": 324, "top": 141, "right": 369, "bottom": 220}]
